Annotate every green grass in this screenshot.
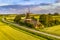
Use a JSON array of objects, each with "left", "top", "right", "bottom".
[
  {"left": 42, "top": 25, "right": 60, "bottom": 36},
  {"left": 0, "top": 19, "right": 47, "bottom": 40}
]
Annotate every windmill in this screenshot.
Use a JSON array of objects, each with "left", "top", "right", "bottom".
[
  {"left": 25, "top": 7, "right": 31, "bottom": 19},
  {"left": 24, "top": 7, "right": 44, "bottom": 29},
  {"left": 24, "top": 7, "right": 32, "bottom": 23}
]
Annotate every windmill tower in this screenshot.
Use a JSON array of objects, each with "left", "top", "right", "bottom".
[
  {"left": 24, "top": 8, "right": 32, "bottom": 23},
  {"left": 25, "top": 8, "right": 31, "bottom": 19}
]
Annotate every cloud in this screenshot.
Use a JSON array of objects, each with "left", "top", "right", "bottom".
[
  {"left": 0, "top": 0, "right": 56, "bottom": 6},
  {"left": 23, "top": 0, "right": 30, "bottom": 1},
  {"left": 55, "top": 0, "right": 60, "bottom": 3},
  {"left": 0, "top": 3, "right": 9, "bottom": 6}
]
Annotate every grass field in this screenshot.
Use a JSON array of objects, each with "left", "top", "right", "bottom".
[
  {"left": 42, "top": 25, "right": 60, "bottom": 36},
  {"left": 0, "top": 18, "right": 47, "bottom": 40}
]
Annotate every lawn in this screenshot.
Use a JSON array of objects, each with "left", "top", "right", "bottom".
[
  {"left": 42, "top": 25, "right": 60, "bottom": 36},
  {"left": 0, "top": 19, "right": 47, "bottom": 40}
]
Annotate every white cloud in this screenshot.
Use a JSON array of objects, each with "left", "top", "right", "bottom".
[
  {"left": 0, "top": 4, "right": 9, "bottom": 6},
  {"left": 52, "top": 3, "right": 60, "bottom": 6}
]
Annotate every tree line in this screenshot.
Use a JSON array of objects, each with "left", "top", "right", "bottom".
[{"left": 14, "top": 13, "right": 60, "bottom": 28}]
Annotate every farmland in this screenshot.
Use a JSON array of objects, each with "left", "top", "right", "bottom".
[
  {"left": 4, "top": 14, "right": 60, "bottom": 36},
  {"left": 52, "top": 16, "right": 60, "bottom": 21},
  {"left": 41, "top": 25, "right": 60, "bottom": 36},
  {"left": 0, "top": 15, "right": 47, "bottom": 40},
  {"left": 0, "top": 14, "right": 60, "bottom": 40},
  {"left": 40, "top": 15, "right": 60, "bottom": 36}
]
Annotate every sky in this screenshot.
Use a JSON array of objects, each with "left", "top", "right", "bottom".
[{"left": 0, "top": 0, "right": 59, "bottom": 6}]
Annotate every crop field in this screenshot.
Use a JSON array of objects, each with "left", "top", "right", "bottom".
[
  {"left": 1, "top": 14, "right": 60, "bottom": 40},
  {"left": 5, "top": 15, "right": 16, "bottom": 22},
  {"left": 42, "top": 25, "right": 60, "bottom": 36},
  {"left": 40, "top": 15, "right": 60, "bottom": 36},
  {"left": 0, "top": 17, "right": 47, "bottom": 40},
  {"left": 52, "top": 16, "right": 60, "bottom": 21}
]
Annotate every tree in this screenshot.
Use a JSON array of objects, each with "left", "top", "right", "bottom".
[
  {"left": 54, "top": 12, "right": 59, "bottom": 16},
  {"left": 39, "top": 14, "right": 52, "bottom": 27},
  {"left": 31, "top": 16, "right": 37, "bottom": 21},
  {"left": 48, "top": 13, "right": 52, "bottom": 15},
  {"left": 14, "top": 15, "right": 21, "bottom": 23}
]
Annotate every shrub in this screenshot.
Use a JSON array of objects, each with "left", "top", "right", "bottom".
[
  {"left": 14, "top": 15, "right": 21, "bottom": 23},
  {"left": 19, "top": 21, "right": 34, "bottom": 28}
]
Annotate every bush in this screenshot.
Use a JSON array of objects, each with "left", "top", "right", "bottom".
[
  {"left": 54, "top": 12, "right": 59, "bottom": 16},
  {"left": 14, "top": 15, "right": 21, "bottom": 23},
  {"left": 39, "top": 14, "right": 60, "bottom": 27},
  {"left": 47, "top": 20, "right": 60, "bottom": 27},
  {"left": 19, "top": 21, "right": 34, "bottom": 28}
]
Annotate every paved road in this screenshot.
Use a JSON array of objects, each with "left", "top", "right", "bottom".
[{"left": 2, "top": 18, "right": 60, "bottom": 40}]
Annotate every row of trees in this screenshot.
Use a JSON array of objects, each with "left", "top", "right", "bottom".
[
  {"left": 14, "top": 15, "right": 21, "bottom": 23},
  {"left": 14, "top": 14, "right": 34, "bottom": 28},
  {"left": 14, "top": 13, "right": 60, "bottom": 28},
  {"left": 39, "top": 14, "right": 60, "bottom": 27},
  {"left": 48, "top": 12, "right": 59, "bottom": 16}
]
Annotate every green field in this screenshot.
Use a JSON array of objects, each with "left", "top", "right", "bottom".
[
  {"left": 0, "top": 18, "right": 47, "bottom": 40},
  {"left": 42, "top": 25, "right": 60, "bottom": 36}
]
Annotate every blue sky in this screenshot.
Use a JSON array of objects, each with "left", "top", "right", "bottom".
[{"left": 0, "top": 0, "right": 58, "bottom": 6}]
